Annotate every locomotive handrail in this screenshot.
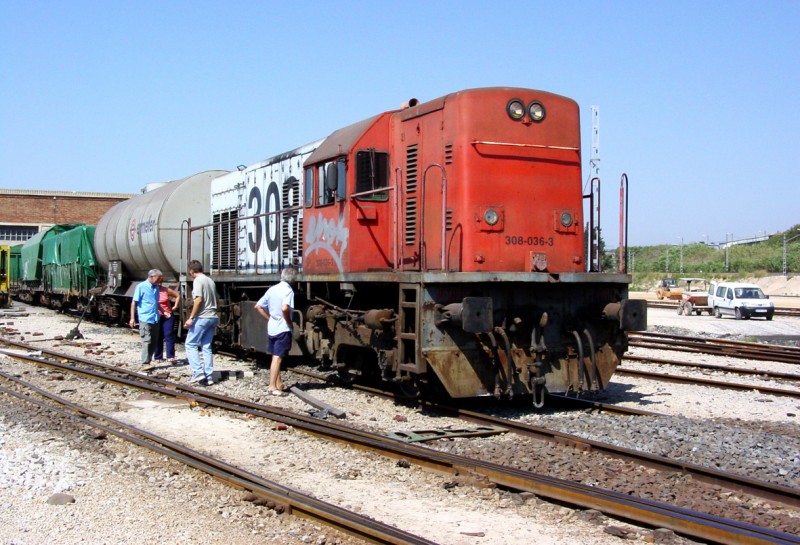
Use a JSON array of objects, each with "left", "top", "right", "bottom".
[
  {"left": 583, "top": 177, "right": 601, "bottom": 272},
  {"left": 394, "top": 167, "right": 402, "bottom": 271},
  {"left": 620, "top": 173, "right": 629, "bottom": 273},
  {"left": 350, "top": 185, "right": 396, "bottom": 200},
  {"left": 472, "top": 140, "right": 579, "bottom": 151},
  {"left": 421, "top": 164, "right": 448, "bottom": 271},
  {"left": 188, "top": 205, "right": 303, "bottom": 232},
  {"left": 184, "top": 205, "right": 303, "bottom": 275}
]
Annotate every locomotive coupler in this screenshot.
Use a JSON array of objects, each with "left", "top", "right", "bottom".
[
  {"left": 434, "top": 297, "right": 493, "bottom": 333},
  {"left": 602, "top": 300, "right": 647, "bottom": 331}
]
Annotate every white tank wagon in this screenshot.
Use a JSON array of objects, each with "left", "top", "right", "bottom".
[{"left": 95, "top": 170, "right": 228, "bottom": 290}]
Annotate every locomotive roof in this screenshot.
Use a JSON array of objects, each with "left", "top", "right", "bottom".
[{"left": 305, "top": 113, "right": 384, "bottom": 165}]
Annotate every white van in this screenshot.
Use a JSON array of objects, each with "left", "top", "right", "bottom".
[{"left": 708, "top": 281, "right": 774, "bottom": 320}]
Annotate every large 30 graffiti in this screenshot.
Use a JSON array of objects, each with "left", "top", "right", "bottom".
[{"left": 304, "top": 213, "right": 349, "bottom": 271}]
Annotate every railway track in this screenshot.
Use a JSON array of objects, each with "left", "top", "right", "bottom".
[
  {"left": 629, "top": 331, "right": 800, "bottom": 364},
  {"left": 296, "top": 369, "right": 800, "bottom": 510},
  {"left": 2, "top": 339, "right": 799, "bottom": 545},
  {"left": 0, "top": 371, "right": 433, "bottom": 545},
  {"left": 647, "top": 301, "right": 800, "bottom": 317},
  {"left": 615, "top": 366, "right": 800, "bottom": 399}
]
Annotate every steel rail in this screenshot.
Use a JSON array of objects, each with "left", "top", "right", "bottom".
[
  {"left": 615, "top": 367, "right": 800, "bottom": 398},
  {"left": 9, "top": 342, "right": 798, "bottom": 510},
  {"left": 337, "top": 380, "right": 800, "bottom": 509},
  {"left": 0, "top": 372, "right": 438, "bottom": 545},
  {"left": 422, "top": 402, "right": 800, "bottom": 509},
  {"left": 629, "top": 336, "right": 800, "bottom": 365},
  {"left": 625, "top": 354, "right": 800, "bottom": 381},
  {"left": 2, "top": 344, "right": 799, "bottom": 544},
  {"left": 633, "top": 331, "right": 800, "bottom": 356},
  {"left": 629, "top": 339, "right": 800, "bottom": 361},
  {"left": 629, "top": 341, "right": 800, "bottom": 364}
]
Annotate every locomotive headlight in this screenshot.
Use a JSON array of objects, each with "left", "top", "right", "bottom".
[
  {"left": 528, "top": 101, "right": 546, "bottom": 122},
  {"left": 484, "top": 208, "right": 500, "bottom": 226},
  {"left": 560, "top": 211, "right": 573, "bottom": 228},
  {"left": 507, "top": 99, "right": 525, "bottom": 121}
]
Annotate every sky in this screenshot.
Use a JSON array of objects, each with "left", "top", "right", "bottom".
[{"left": 1, "top": 0, "right": 798, "bottom": 247}]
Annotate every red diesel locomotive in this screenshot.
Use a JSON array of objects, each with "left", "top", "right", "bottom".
[{"left": 97, "top": 87, "right": 645, "bottom": 405}]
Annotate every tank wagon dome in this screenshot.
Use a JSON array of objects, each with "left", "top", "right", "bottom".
[{"left": 95, "top": 170, "right": 228, "bottom": 281}]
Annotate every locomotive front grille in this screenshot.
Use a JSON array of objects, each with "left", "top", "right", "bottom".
[{"left": 213, "top": 210, "right": 238, "bottom": 271}]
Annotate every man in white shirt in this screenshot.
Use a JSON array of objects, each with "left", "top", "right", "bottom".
[{"left": 255, "top": 266, "right": 297, "bottom": 396}]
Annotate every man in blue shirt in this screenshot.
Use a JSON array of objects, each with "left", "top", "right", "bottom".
[{"left": 129, "top": 269, "right": 163, "bottom": 367}]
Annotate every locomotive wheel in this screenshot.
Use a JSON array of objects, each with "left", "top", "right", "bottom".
[
  {"left": 394, "top": 372, "right": 447, "bottom": 400},
  {"left": 395, "top": 377, "right": 421, "bottom": 399}
]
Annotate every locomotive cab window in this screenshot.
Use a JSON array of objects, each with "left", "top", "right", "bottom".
[
  {"left": 317, "top": 159, "right": 346, "bottom": 206},
  {"left": 304, "top": 167, "right": 314, "bottom": 208},
  {"left": 355, "top": 149, "right": 389, "bottom": 201}
]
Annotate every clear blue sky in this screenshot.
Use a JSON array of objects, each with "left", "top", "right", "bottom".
[{"left": 2, "top": 1, "right": 798, "bottom": 246}]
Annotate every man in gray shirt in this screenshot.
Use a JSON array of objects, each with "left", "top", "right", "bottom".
[{"left": 183, "top": 260, "right": 219, "bottom": 385}]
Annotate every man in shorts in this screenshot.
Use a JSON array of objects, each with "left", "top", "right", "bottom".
[{"left": 254, "top": 266, "right": 296, "bottom": 396}]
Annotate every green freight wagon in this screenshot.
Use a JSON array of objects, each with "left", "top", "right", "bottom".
[{"left": 17, "top": 224, "right": 101, "bottom": 309}]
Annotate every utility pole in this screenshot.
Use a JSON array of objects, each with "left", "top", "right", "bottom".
[
  {"left": 725, "top": 233, "right": 732, "bottom": 272},
  {"left": 590, "top": 105, "right": 600, "bottom": 272},
  {"left": 784, "top": 230, "right": 800, "bottom": 275},
  {"left": 678, "top": 236, "right": 684, "bottom": 274}
]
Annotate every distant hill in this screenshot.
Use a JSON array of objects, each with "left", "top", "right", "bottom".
[{"left": 609, "top": 225, "right": 800, "bottom": 292}]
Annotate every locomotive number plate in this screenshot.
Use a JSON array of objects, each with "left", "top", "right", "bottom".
[{"left": 505, "top": 235, "right": 554, "bottom": 246}]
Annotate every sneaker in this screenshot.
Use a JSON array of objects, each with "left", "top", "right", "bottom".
[
  {"left": 205, "top": 378, "right": 215, "bottom": 386},
  {"left": 188, "top": 374, "right": 204, "bottom": 384}
]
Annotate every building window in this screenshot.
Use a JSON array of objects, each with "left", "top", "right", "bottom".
[{"left": 0, "top": 225, "right": 39, "bottom": 241}]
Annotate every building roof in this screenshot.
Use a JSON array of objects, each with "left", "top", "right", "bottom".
[{"left": 0, "top": 188, "right": 136, "bottom": 199}]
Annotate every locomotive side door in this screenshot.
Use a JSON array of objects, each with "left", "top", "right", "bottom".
[{"left": 398, "top": 108, "right": 445, "bottom": 271}]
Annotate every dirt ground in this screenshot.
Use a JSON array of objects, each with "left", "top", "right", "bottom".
[{"left": 632, "top": 275, "right": 800, "bottom": 308}]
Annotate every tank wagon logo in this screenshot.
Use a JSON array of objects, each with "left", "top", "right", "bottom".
[
  {"left": 129, "top": 216, "right": 156, "bottom": 242},
  {"left": 304, "top": 213, "right": 349, "bottom": 271}
]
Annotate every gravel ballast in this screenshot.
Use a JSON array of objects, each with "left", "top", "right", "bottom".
[{"left": 1, "top": 303, "right": 799, "bottom": 544}]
